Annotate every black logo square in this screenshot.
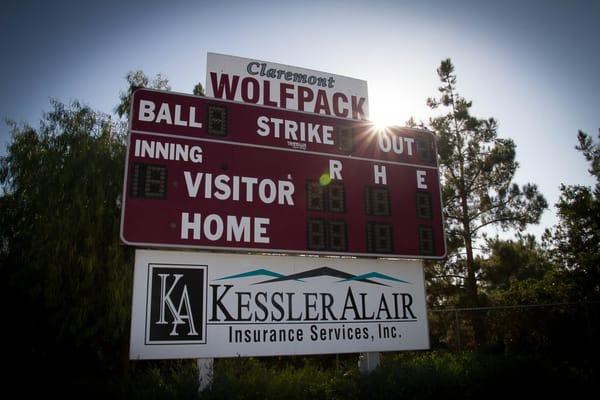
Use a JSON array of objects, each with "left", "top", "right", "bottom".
[{"left": 146, "top": 264, "right": 207, "bottom": 344}]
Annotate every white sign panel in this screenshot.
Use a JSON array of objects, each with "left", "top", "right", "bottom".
[
  {"left": 206, "top": 52, "right": 369, "bottom": 120},
  {"left": 130, "top": 250, "right": 429, "bottom": 359}
]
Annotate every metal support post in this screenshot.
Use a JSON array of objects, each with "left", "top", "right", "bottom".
[
  {"left": 197, "top": 358, "right": 214, "bottom": 392},
  {"left": 358, "top": 352, "right": 380, "bottom": 374}
]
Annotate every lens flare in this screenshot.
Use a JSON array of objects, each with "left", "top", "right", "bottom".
[{"left": 319, "top": 173, "right": 332, "bottom": 186}]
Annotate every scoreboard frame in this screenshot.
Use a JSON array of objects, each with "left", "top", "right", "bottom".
[{"left": 120, "top": 88, "right": 446, "bottom": 259}]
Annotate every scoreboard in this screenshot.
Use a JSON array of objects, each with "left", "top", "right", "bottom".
[{"left": 120, "top": 89, "right": 446, "bottom": 259}]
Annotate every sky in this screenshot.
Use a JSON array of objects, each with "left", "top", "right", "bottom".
[{"left": 1, "top": 0, "right": 598, "bottom": 239}]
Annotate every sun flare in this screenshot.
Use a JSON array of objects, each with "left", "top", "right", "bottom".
[
  {"left": 369, "top": 102, "right": 408, "bottom": 132},
  {"left": 368, "top": 84, "right": 427, "bottom": 132},
  {"left": 373, "top": 119, "right": 393, "bottom": 132}
]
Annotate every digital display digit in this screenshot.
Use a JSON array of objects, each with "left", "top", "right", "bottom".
[
  {"left": 418, "top": 226, "right": 434, "bottom": 255},
  {"left": 416, "top": 138, "right": 432, "bottom": 163},
  {"left": 337, "top": 125, "right": 355, "bottom": 153},
  {"left": 328, "top": 220, "right": 347, "bottom": 252},
  {"left": 307, "top": 180, "right": 345, "bottom": 213},
  {"left": 366, "top": 222, "right": 393, "bottom": 253},
  {"left": 307, "top": 220, "right": 348, "bottom": 252},
  {"left": 306, "top": 181, "right": 325, "bottom": 211},
  {"left": 207, "top": 105, "right": 228, "bottom": 136},
  {"left": 307, "top": 219, "right": 327, "bottom": 250},
  {"left": 130, "top": 163, "right": 167, "bottom": 199},
  {"left": 327, "top": 182, "right": 345, "bottom": 213},
  {"left": 416, "top": 191, "right": 432, "bottom": 219},
  {"left": 364, "top": 186, "right": 391, "bottom": 216}
]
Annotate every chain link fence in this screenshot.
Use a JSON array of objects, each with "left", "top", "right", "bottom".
[{"left": 428, "top": 302, "right": 600, "bottom": 358}]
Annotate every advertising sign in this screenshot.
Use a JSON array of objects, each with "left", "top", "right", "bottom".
[
  {"left": 130, "top": 250, "right": 430, "bottom": 360},
  {"left": 120, "top": 89, "right": 446, "bottom": 258},
  {"left": 206, "top": 52, "right": 369, "bottom": 120}
]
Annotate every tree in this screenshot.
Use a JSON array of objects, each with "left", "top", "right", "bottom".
[
  {"left": 426, "top": 59, "right": 547, "bottom": 342},
  {"left": 193, "top": 82, "right": 205, "bottom": 96},
  {"left": 479, "top": 235, "right": 573, "bottom": 304},
  {"left": 477, "top": 236, "right": 575, "bottom": 353},
  {"left": 114, "top": 70, "right": 206, "bottom": 119},
  {"left": 0, "top": 100, "right": 133, "bottom": 378},
  {"left": 544, "top": 130, "right": 600, "bottom": 300},
  {"left": 481, "top": 235, "right": 550, "bottom": 291},
  {"left": 0, "top": 70, "right": 208, "bottom": 392},
  {"left": 115, "top": 70, "right": 170, "bottom": 118}
]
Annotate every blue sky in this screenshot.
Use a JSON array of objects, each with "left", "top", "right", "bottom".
[{"left": 1, "top": 0, "right": 598, "bottom": 238}]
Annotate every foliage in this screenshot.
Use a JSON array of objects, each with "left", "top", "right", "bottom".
[
  {"left": 428, "top": 234, "right": 579, "bottom": 351},
  {"left": 200, "top": 352, "right": 595, "bottom": 400},
  {"left": 193, "top": 82, "right": 205, "bottom": 96},
  {"left": 116, "top": 70, "right": 171, "bottom": 118},
  {"left": 115, "top": 360, "right": 200, "bottom": 400},
  {"left": 480, "top": 235, "right": 555, "bottom": 291},
  {"left": 0, "top": 100, "right": 133, "bottom": 379},
  {"left": 426, "top": 59, "right": 547, "bottom": 311},
  {"left": 10, "top": 350, "right": 597, "bottom": 398},
  {"left": 16, "top": 359, "right": 200, "bottom": 398},
  {"left": 206, "top": 357, "right": 358, "bottom": 400},
  {"left": 0, "top": 71, "right": 216, "bottom": 395},
  {"left": 544, "top": 131, "right": 600, "bottom": 300}
]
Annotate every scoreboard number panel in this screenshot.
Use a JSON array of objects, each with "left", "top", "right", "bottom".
[{"left": 120, "top": 89, "right": 446, "bottom": 259}]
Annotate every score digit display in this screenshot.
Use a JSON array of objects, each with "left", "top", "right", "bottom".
[
  {"left": 120, "top": 89, "right": 446, "bottom": 259},
  {"left": 130, "top": 163, "right": 168, "bottom": 199}
]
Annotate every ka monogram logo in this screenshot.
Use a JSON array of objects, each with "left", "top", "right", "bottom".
[{"left": 146, "top": 264, "right": 207, "bottom": 344}]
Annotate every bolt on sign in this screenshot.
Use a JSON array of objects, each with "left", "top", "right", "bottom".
[
  {"left": 130, "top": 249, "right": 429, "bottom": 359},
  {"left": 206, "top": 52, "right": 369, "bottom": 120},
  {"left": 120, "top": 88, "right": 446, "bottom": 258}
]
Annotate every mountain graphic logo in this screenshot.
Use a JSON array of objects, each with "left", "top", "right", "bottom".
[{"left": 216, "top": 266, "right": 411, "bottom": 287}]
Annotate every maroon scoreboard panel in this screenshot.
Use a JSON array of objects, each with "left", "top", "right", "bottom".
[{"left": 120, "top": 88, "right": 446, "bottom": 259}]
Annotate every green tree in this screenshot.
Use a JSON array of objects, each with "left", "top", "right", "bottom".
[
  {"left": 482, "top": 235, "right": 550, "bottom": 291},
  {"left": 475, "top": 235, "right": 578, "bottom": 353},
  {"left": 0, "top": 70, "right": 208, "bottom": 393},
  {"left": 0, "top": 100, "right": 133, "bottom": 377},
  {"left": 193, "top": 82, "right": 205, "bottom": 96},
  {"left": 479, "top": 235, "right": 572, "bottom": 304},
  {"left": 115, "top": 70, "right": 171, "bottom": 118},
  {"left": 426, "top": 59, "right": 547, "bottom": 341},
  {"left": 544, "top": 130, "right": 600, "bottom": 300}
]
